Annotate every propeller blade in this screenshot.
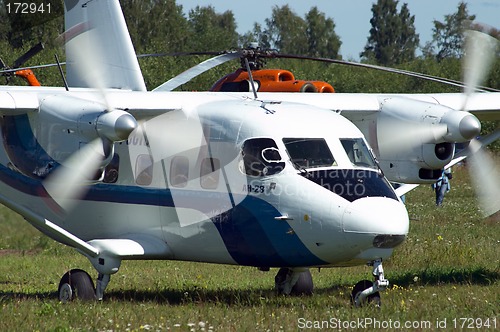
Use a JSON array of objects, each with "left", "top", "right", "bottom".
[
  {"left": 65, "top": 29, "right": 106, "bottom": 90},
  {"left": 43, "top": 139, "right": 105, "bottom": 211},
  {"left": 137, "top": 109, "right": 206, "bottom": 163},
  {"left": 65, "top": 28, "right": 115, "bottom": 111},
  {"left": 379, "top": 122, "right": 448, "bottom": 155},
  {"left": 462, "top": 29, "right": 499, "bottom": 110},
  {"left": 466, "top": 139, "right": 500, "bottom": 217},
  {"left": 153, "top": 52, "right": 240, "bottom": 91},
  {"left": 377, "top": 98, "right": 450, "bottom": 155}
]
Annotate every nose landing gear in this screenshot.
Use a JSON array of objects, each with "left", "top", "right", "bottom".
[{"left": 351, "top": 259, "right": 388, "bottom": 307}]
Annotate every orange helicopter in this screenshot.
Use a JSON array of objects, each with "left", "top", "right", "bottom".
[
  {"left": 210, "top": 67, "right": 334, "bottom": 93},
  {"left": 209, "top": 45, "right": 334, "bottom": 93},
  {"left": 151, "top": 45, "right": 336, "bottom": 94}
]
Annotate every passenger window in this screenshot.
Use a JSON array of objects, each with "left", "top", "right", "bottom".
[
  {"left": 241, "top": 138, "right": 285, "bottom": 177},
  {"left": 135, "top": 154, "right": 153, "bottom": 186},
  {"left": 170, "top": 156, "right": 189, "bottom": 187},
  {"left": 283, "top": 138, "right": 336, "bottom": 169},
  {"left": 200, "top": 158, "right": 220, "bottom": 189}
]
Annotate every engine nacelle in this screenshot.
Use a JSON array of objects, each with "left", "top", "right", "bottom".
[
  {"left": 379, "top": 142, "right": 455, "bottom": 183},
  {"left": 354, "top": 97, "right": 479, "bottom": 183},
  {"left": 34, "top": 94, "right": 136, "bottom": 165}
]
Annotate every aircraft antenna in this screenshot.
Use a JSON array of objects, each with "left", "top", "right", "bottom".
[
  {"left": 243, "top": 57, "right": 258, "bottom": 99},
  {"left": 55, "top": 54, "right": 69, "bottom": 91}
]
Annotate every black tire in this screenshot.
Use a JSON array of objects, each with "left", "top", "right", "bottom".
[
  {"left": 351, "top": 279, "right": 381, "bottom": 307},
  {"left": 58, "top": 269, "right": 96, "bottom": 302},
  {"left": 275, "top": 268, "right": 313, "bottom": 296},
  {"left": 290, "top": 269, "right": 313, "bottom": 296}
]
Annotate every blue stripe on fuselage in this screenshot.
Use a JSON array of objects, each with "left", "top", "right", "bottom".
[{"left": 0, "top": 163, "right": 327, "bottom": 267}]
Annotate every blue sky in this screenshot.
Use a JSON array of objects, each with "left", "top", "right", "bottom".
[{"left": 178, "top": 0, "right": 499, "bottom": 60}]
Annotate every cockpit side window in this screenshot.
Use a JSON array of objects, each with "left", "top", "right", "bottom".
[
  {"left": 283, "top": 138, "right": 336, "bottom": 169},
  {"left": 340, "top": 138, "right": 377, "bottom": 168},
  {"left": 241, "top": 138, "right": 285, "bottom": 177}
]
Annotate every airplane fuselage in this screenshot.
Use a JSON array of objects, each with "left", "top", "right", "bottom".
[{"left": 0, "top": 88, "right": 409, "bottom": 268}]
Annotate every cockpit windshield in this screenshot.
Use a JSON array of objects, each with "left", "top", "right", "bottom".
[
  {"left": 340, "top": 138, "right": 377, "bottom": 169},
  {"left": 283, "top": 138, "right": 336, "bottom": 169}
]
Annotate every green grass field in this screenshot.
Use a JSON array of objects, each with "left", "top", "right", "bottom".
[{"left": 0, "top": 165, "right": 498, "bottom": 331}]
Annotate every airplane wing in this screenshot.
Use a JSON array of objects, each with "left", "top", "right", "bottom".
[
  {"left": 408, "top": 93, "right": 500, "bottom": 121},
  {"left": 0, "top": 91, "right": 39, "bottom": 115},
  {"left": 0, "top": 88, "right": 183, "bottom": 117},
  {"left": 0, "top": 190, "right": 171, "bottom": 260},
  {"left": 260, "top": 92, "right": 500, "bottom": 121}
]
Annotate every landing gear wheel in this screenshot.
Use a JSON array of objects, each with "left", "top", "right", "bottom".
[
  {"left": 58, "top": 269, "right": 96, "bottom": 302},
  {"left": 275, "top": 268, "right": 313, "bottom": 295},
  {"left": 291, "top": 269, "right": 313, "bottom": 295},
  {"left": 351, "top": 279, "right": 381, "bottom": 307}
]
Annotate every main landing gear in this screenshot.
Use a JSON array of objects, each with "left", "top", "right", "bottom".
[
  {"left": 274, "top": 268, "right": 314, "bottom": 295},
  {"left": 58, "top": 269, "right": 96, "bottom": 302},
  {"left": 58, "top": 269, "right": 112, "bottom": 302},
  {"left": 351, "top": 259, "right": 388, "bottom": 307}
]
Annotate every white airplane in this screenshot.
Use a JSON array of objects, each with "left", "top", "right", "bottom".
[{"left": 0, "top": 0, "right": 498, "bottom": 307}]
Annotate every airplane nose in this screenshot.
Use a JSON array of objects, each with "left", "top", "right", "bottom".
[{"left": 342, "top": 197, "right": 409, "bottom": 248}]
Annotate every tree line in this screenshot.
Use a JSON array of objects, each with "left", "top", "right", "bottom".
[
  {"left": 0, "top": 0, "right": 499, "bottom": 93},
  {"left": 0, "top": 0, "right": 497, "bottom": 149}
]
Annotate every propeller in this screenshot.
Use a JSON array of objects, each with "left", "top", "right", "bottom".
[
  {"left": 42, "top": 28, "right": 138, "bottom": 211},
  {"left": 458, "top": 26, "right": 500, "bottom": 217}
]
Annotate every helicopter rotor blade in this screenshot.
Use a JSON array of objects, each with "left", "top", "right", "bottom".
[
  {"left": 13, "top": 42, "right": 45, "bottom": 69},
  {"left": 0, "top": 62, "right": 63, "bottom": 74},
  {"left": 273, "top": 53, "right": 500, "bottom": 92},
  {"left": 153, "top": 52, "right": 240, "bottom": 91}
]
